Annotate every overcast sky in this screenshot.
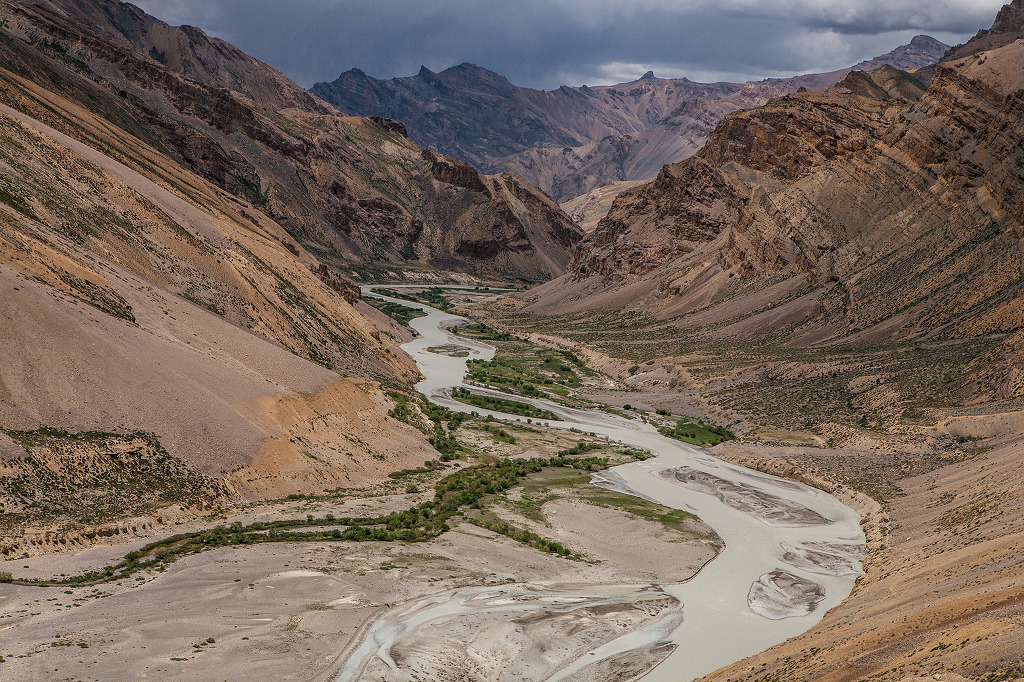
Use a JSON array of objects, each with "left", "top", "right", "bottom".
[{"left": 133, "top": 0, "right": 1007, "bottom": 89}]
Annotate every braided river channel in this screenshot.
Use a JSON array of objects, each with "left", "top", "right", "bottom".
[{"left": 337, "top": 286, "right": 865, "bottom": 681}]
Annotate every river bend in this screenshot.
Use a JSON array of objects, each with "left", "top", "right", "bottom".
[{"left": 338, "top": 287, "right": 865, "bottom": 681}]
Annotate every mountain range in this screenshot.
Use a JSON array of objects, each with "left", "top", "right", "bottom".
[
  {"left": 3, "top": 0, "right": 1024, "bottom": 679},
  {"left": 313, "top": 35, "right": 949, "bottom": 203},
  {"left": 501, "top": 7, "right": 1024, "bottom": 676},
  {"left": 2, "top": 0, "right": 581, "bottom": 284}
]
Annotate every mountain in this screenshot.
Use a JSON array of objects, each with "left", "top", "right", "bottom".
[
  {"left": 312, "top": 37, "right": 948, "bottom": 202},
  {"left": 504, "top": 4, "right": 1024, "bottom": 677},
  {"left": 535, "top": 38, "right": 1024, "bottom": 363},
  {"left": 0, "top": 0, "right": 581, "bottom": 284},
  {"left": 850, "top": 33, "right": 951, "bottom": 71},
  {"left": 0, "top": 0, "right": 586, "bottom": 541}
]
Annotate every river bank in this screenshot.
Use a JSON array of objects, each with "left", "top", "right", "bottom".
[
  {"left": 334, "top": 287, "right": 865, "bottom": 682},
  {"left": 0, "top": 288, "right": 865, "bottom": 682}
]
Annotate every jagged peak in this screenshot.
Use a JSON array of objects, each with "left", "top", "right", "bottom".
[
  {"left": 941, "top": 0, "right": 1024, "bottom": 62},
  {"left": 909, "top": 34, "right": 945, "bottom": 49},
  {"left": 639, "top": 70, "right": 656, "bottom": 80},
  {"left": 992, "top": 0, "right": 1024, "bottom": 33},
  {"left": 417, "top": 65, "right": 435, "bottom": 78}
]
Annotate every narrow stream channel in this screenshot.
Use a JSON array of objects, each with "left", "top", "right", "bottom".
[{"left": 338, "top": 286, "right": 864, "bottom": 681}]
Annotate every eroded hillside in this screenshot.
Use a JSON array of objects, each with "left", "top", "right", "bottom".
[
  {"left": 484, "top": 5, "right": 1024, "bottom": 679},
  {"left": 0, "top": 69, "right": 442, "bottom": 528},
  {"left": 0, "top": 0, "right": 581, "bottom": 283},
  {"left": 523, "top": 32, "right": 1024, "bottom": 412},
  {"left": 0, "top": 0, "right": 589, "bottom": 555}
]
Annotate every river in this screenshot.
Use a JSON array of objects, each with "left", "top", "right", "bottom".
[{"left": 338, "top": 286, "right": 864, "bottom": 681}]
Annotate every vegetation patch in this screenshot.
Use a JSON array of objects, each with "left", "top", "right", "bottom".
[
  {"left": 0, "top": 428, "right": 223, "bottom": 538},
  {"left": 365, "top": 298, "right": 426, "bottom": 327},
  {"left": 470, "top": 517, "right": 581, "bottom": 560},
  {"left": 451, "top": 387, "right": 560, "bottom": 421},
  {"left": 473, "top": 417, "right": 516, "bottom": 444},
  {"left": 427, "top": 344, "right": 470, "bottom": 357},
  {"left": 657, "top": 418, "right": 734, "bottom": 446},
  {"left": 11, "top": 456, "right": 610, "bottom": 586},
  {"left": 451, "top": 323, "right": 615, "bottom": 409},
  {"left": 375, "top": 287, "right": 453, "bottom": 311},
  {"left": 467, "top": 460, "right": 711, "bottom": 560},
  {"left": 454, "top": 322, "right": 519, "bottom": 342},
  {"left": 387, "top": 390, "right": 470, "bottom": 460}
]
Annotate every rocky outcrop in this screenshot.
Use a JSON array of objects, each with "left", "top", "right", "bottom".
[
  {"left": 941, "top": 0, "right": 1024, "bottom": 62},
  {"left": 544, "top": 6, "right": 1024, "bottom": 399},
  {"left": 314, "top": 38, "right": 947, "bottom": 203}
]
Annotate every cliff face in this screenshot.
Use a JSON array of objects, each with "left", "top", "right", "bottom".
[
  {"left": 0, "top": 0, "right": 580, "bottom": 283},
  {"left": 555, "top": 30, "right": 1024, "bottom": 362},
  {"left": 313, "top": 39, "right": 948, "bottom": 202}
]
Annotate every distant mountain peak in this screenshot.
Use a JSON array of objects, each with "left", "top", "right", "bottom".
[
  {"left": 417, "top": 65, "right": 434, "bottom": 78},
  {"left": 439, "top": 62, "right": 510, "bottom": 83},
  {"left": 852, "top": 34, "right": 949, "bottom": 72},
  {"left": 312, "top": 33, "right": 958, "bottom": 203},
  {"left": 909, "top": 35, "right": 947, "bottom": 50},
  {"left": 448, "top": 62, "right": 489, "bottom": 73}
]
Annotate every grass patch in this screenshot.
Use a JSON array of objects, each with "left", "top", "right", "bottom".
[
  {"left": 365, "top": 298, "right": 426, "bottom": 328},
  {"left": 657, "top": 418, "right": 734, "bottom": 446},
  {"left": 578, "top": 487, "right": 698, "bottom": 534}
]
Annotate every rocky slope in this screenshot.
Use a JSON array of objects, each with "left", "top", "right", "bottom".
[
  {"left": 540, "top": 25, "right": 1024, "bottom": 362},
  {"left": 0, "top": 0, "right": 580, "bottom": 283},
  {"left": 313, "top": 37, "right": 948, "bottom": 203},
  {"left": 0, "top": 0, "right": 578, "bottom": 551},
  {"left": 497, "top": 4, "right": 1024, "bottom": 678}
]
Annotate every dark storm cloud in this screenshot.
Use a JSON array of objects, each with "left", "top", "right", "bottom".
[{"left": 133, "top": 0, "right": 1007, "bottom": 89}]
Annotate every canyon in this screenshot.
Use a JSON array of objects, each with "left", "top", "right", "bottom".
[{"left": 2, "top": 0, "right": 1024, "bottom": 680}]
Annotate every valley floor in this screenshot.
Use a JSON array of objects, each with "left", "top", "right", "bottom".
[
  {"left": 0, "top": 411, "right": 719, "bottom": 681},
  {"left": 0, "top": 479, "right": 716, "bottom": 681},
  {"left": 470, "top": 303, "right": 1024, "bottom": 682}
]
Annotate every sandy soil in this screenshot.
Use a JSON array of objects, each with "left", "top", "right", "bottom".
[
  {"left": 657, "top": 467, "right": 831, "bottom": 527},
  {"left": 0, "top": 487, "right": 720, "bottom": 681},
  {"left": 543, "top": 499, "right": 717, "bottom": 583},
  {"left": 746, "top": 569, "right": 826, "bottom": 620}
]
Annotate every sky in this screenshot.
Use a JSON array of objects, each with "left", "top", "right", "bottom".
[{"left": 132, "top": 0, "right": 1009, "bottom": 89}]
